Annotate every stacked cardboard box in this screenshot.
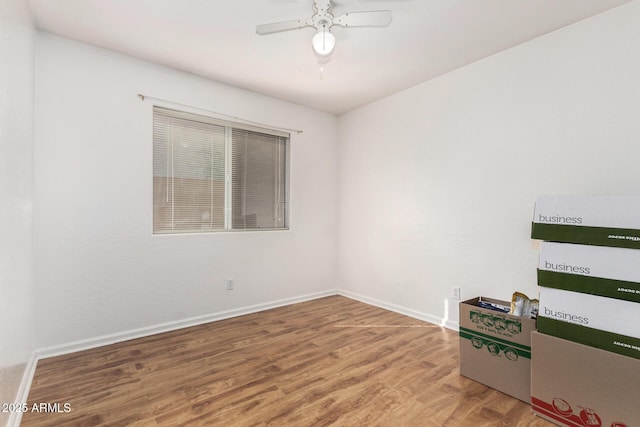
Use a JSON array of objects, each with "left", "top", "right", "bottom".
[
  {"left": 531, "top": 195, "right": 640, "bottom": 249},
  {"left": 530, "top": 196, "right": 640, "bottom": 426},
  {"left": 530, "top": 331, "right": 639, "bottom": 427}
]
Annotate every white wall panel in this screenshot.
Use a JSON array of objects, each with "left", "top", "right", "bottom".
[
  {"left": 34, "top": 34, "right": 338, "bottom": 350},
  {"left": 337, "top": 1, "right": 640, "bottom": 328},
  {"left": 0, "top": 0, "right": 35, "bottom": 424}
]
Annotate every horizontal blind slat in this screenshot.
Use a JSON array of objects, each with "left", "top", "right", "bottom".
[
  {"left": 153, "top": 107, "right": 288, "bottom": 233},
  {"left": 153, "top": 107, "right": 226, "bottom": 233},
  {"left": 231, "top": 129, "right": 287, "bottom": 230}
]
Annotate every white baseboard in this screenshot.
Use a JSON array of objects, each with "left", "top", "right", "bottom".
[
  {"left": 33, "top": 290, "right": 460, "bottom": 362},
  {"left": 442, "top": 318, "right": 459, "bottom": 331},
  {"left": 37, "top": 289, "right": 337, "bottom": 360},
  {"left": 338, "top": 289, "right": 459, "bottom": 331},
  {"left": 442, "top": 320, "right": 460, "bottom": 331},
  {"left": 7, "top": 352, "right": 38, "bottom": 427}
]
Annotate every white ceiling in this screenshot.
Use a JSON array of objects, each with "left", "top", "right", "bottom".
[{"left": 29, "top": 0, "right": 632, "bottom": 115}]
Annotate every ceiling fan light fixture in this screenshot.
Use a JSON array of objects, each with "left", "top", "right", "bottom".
[{"left": 311, "top": 25, "right": 335, "bottom": 57}]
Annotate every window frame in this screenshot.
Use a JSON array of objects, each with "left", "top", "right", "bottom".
[{"left": 152, "top": 106, "right": 290, "bottom": 235}]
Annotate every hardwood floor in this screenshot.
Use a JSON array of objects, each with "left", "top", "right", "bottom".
[{"left": 22, "top": 296, "right": 554, "bottom": 426}]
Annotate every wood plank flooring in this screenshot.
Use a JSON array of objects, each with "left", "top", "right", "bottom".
[{"left": 22, "top": 296, "right": 554, "bottom": 426}]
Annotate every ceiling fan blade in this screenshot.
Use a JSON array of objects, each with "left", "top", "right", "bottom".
[
  {"left": 333, "top": 10, "right": 392, "bottom": 28},
  {"left": 256, "top": 19, "right": 311, "bottom": 35}
]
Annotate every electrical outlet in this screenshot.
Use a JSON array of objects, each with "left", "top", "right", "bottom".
[
  {"left": 227, "top": 278, "right": 234, "bottom": 291},
  {"left": 452, "top": 287, "right": 461, "bottom": 300}
]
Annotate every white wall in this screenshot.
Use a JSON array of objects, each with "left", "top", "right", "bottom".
[
  {"left": 34, "top": 34, "right": 338, "bottom": 352},
  {"left": 337, "top": 1, "right": 640, "bottom": 328},
  {"left": 0, "top": 0, "right": 35, "bottom": 423}
]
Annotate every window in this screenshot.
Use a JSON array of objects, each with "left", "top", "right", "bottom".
[{"left": 153, "top": 107, "right": 289, "bottom": 234}]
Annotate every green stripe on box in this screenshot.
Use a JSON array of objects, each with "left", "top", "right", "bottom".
[
  {"left": 537, "top": 317, "right": 640, "bottom": 360},
  {"left": 531, "top": 223, "right": 640, "bottom": 249},
  {"left": 537, "top": 270, "right": 640, "bottom": 303},
  {"left": 459, "top": 327, "right": 531, "bottom": 359}
]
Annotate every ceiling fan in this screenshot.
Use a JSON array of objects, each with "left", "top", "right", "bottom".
[{"left": 256, "top": 0, "right": 392, "bottom": 65}]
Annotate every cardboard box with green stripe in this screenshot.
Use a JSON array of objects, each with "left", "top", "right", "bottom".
[
  {"left": 531, "top": 195, "right": 640, "bottom": 249},
  {"left": 538, "top": 286, "right": 640, "bottom": 359},
  {"left": 538, "top": 241, "right": 640, "bottom": 303},
  {"left": 459, "top": 297, "right": 536, "bottom": 402}
]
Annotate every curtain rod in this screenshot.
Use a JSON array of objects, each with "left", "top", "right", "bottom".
[{"left": 137, "top": 93, "right": 303, "bottom": 135}]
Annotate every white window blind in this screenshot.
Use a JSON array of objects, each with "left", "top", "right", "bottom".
[{"left": 153, "top": 107, "right": 289, "bottom": 234}]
